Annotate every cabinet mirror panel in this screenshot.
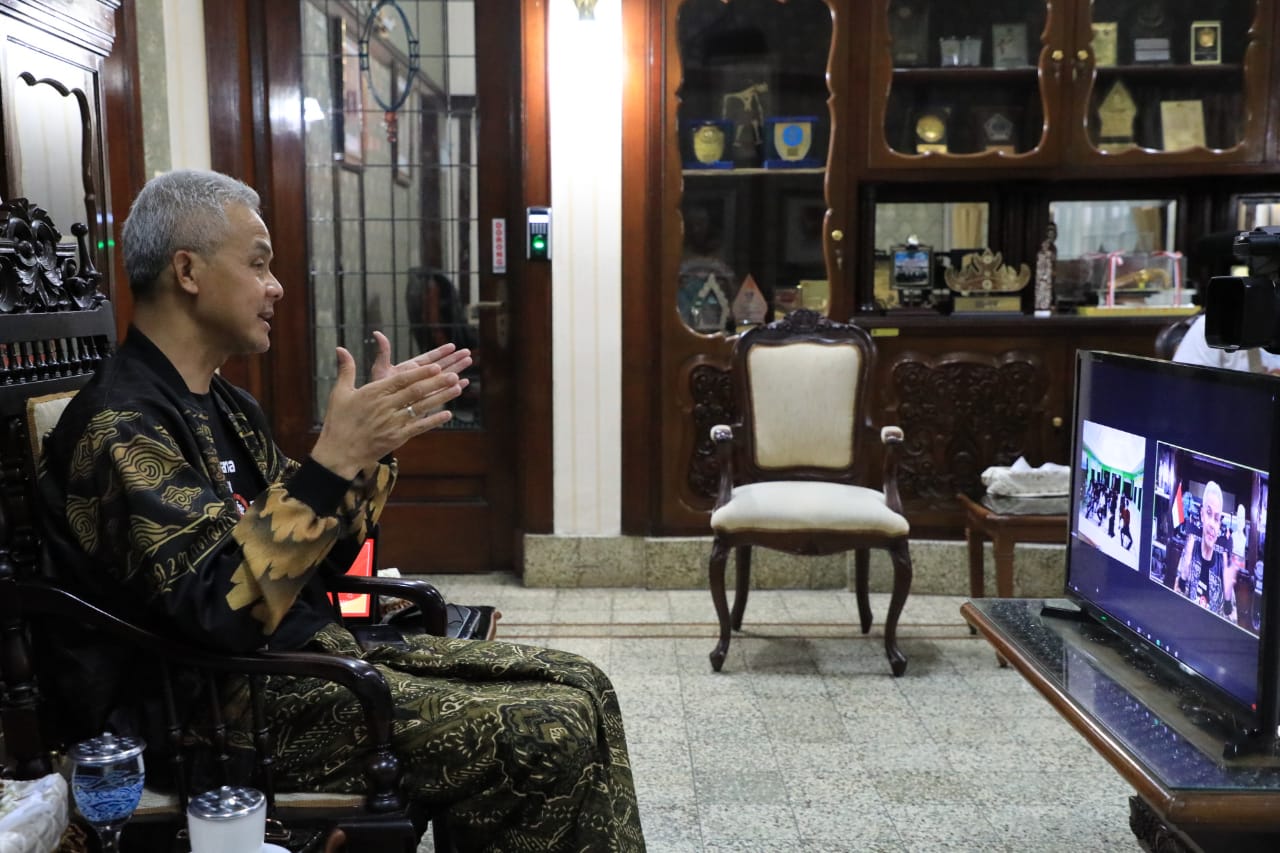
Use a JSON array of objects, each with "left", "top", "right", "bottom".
[
  {"left": 872, "top": 201, "right": 990, "bottom": 310},
  {"left": 882, "top": 0, "right": 1047, "bottom": 157},
  {"left": 1049, "top": 198, "right": 1177, "bottom": 256},
  {"left": 1049, "top": 198, "right": 1184, "bottom": 308},
  {"left": 675, "top": 0, "right": 833, "bottom": 335}
]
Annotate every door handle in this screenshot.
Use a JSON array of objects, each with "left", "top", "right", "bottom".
[{"left": 467, "top": 300, "right": 506, "bottom": 323}]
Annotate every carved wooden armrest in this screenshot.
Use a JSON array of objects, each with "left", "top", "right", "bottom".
[
  {"left": 710, "top": 423, "right": 736, "bottom": 508},
  {"left": 879, "top": 425, "right": 905, "bottom": 515},
  {"left": 4, "top": 580, "right": 406, "bottom": 813},
  {"left": 326, "top": 574, "right": 448, "bottom": 636}
]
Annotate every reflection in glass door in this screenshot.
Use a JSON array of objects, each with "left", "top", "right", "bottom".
[{"left": 300, "top": 0, "right": 481, "bottom": 427}]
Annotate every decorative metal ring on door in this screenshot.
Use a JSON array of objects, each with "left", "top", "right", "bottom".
[{"left": 358, "top": 0, "right": 420, "bottom": 113}]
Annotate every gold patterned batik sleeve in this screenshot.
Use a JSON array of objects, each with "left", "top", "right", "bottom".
[
  {"left": 68, "top": 405, "right": 343, "bottom": 649},
  {"left": 335, "top": 458, "right": 397, "bottom": 543}
]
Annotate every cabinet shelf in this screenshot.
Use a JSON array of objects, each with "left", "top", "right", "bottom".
[
  {"left": 1094, "top": 63, "right": 1244, "bottom": 80},
  {"left": 681, "top": 167, "right": 825, "bottom": 177},
  {"left": 891, "top": 67, "right": 1039, "bottom": 83}
]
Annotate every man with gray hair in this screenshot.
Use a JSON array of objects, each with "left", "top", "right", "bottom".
[
  {"left": 1176, "top": 479, "right": 1236, "bottom": 619},
  {"left": 39, "top": 169, "right": 646, "bottom": 851}
]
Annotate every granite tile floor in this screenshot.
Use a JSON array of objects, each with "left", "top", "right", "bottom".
[{"left": 418, "top": 573, "right": 1140, "bottom": 852}]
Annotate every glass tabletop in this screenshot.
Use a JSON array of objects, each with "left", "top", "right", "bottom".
[
  {"left": 967, "top": 598, "right": 1280, "bottom": 794},
  {"left": 978, "top": 492, "right": 1069, "bottom": 517}
]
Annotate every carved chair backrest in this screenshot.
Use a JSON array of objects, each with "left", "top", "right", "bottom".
[
  {"left": 0, "top": 199, "right": 115, "bottom": 777},
  {"left": 731, "top": 310, "right": 874, "bottom": 486}
]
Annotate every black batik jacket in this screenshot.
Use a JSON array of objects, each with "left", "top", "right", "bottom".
[{"left": 37, "top": 327, "right": 394, "bottom": 739}]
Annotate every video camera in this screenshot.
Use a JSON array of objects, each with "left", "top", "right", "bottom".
[{"left": 1205, "top": 226, "right": 1280, "bottom": 352}]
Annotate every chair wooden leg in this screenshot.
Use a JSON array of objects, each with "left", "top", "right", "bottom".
[
  {"left": 708, "top": 537, "right": 732, "bottom": 672},
  {"left": 730, "top": 545, "right": 752, "bottom": 630},
  {"left": 883, "top": 540, "right": 914, "bottom": 677},
  {"left": 853, "top": 548, "right": 872, "bottom": 634}
]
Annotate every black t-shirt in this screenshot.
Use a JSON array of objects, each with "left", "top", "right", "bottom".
[{"left": 198, "top": 393, "right": 264, "bottom": 514}]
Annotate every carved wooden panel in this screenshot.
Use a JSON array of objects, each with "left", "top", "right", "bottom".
[
  {"left": 883, "top": 350, "right": 1049, "bottom": 506},
  {"left": 688, "top": 363, "right": 734, "bottom": 499}
]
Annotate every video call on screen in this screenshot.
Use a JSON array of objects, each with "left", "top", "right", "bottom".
[{"left": 1068, "top": 353, "right": 1276, "bottom": 710}]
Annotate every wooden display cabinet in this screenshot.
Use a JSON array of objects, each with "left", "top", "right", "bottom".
[
  {"left": 868, "top": 0, "right": 1272, "bottom": 170},
  {"left": 620, "top": 0, "right": 1280, "bottom": 539}
]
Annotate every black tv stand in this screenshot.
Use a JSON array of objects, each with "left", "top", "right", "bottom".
[{"left": 964, "top": 598, "right": 1280, "bottom": 853}]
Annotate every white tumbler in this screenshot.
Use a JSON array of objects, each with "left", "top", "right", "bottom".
[{"left": 186, "top": 785, "right": 266, "bottom": 853}]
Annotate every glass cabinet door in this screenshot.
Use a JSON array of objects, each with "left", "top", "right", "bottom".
[
  {"left": 1070, "top": 0, "right": 1267, "bottom": 162},
  {"left": 867, "top": 0, "right": 1270, "bottom": 169},
  {"left": 674, "top": 0, "right": 835, "bottom": 335},
  {"left": 869, "top": 0, "right": 1061, "bottom": 167}
]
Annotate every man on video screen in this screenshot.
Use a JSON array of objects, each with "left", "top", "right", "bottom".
[{"left": 1175, "top": 480, "right": 1236, "bottom": 618}]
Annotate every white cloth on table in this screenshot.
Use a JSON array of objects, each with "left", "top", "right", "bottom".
[
  {"left": 981, "top": 456, "right": 1070, "bottom": 497},
  {"left": 0, "top": 774, "right": 69, "bottom": 853}
]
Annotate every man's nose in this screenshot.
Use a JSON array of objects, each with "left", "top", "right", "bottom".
[{"left": 267, "top": 275, "right": 284, "bottom": 300}]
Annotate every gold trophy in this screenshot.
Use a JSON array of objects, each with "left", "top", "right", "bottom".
[{"left": 915, "top": 111, "right": 948, "bottom": 154}]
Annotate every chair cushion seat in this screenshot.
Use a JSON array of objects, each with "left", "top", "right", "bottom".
[{"left": 710, "top": 481, "right": 909, "bottom": 536}]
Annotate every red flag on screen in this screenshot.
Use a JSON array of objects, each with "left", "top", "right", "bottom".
[{"left": 1172, "top": 482, "right": 1185, "bottom": 527}]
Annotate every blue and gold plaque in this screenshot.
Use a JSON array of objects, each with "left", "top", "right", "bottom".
[{"left": 763, "top": 116, "right": 820, "bottom": 168}]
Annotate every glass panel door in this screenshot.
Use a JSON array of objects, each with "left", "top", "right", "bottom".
[
  {"left": 301, "top": 0, "right": 481, "bottom": 428},
  {"left": 1077, "top": 0, "right": 1262, "bottom": 158},
  {"left": 675, "top": 0, "right": 834, "bottom": 334}
]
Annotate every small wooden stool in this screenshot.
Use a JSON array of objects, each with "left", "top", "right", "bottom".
[{"left": 958, "top": 492, "right": 1068, "bottom": 599}]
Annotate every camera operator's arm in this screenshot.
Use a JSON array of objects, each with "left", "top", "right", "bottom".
[{"left": 1171, "top": 316, "right": 1228, "bottom": 368}]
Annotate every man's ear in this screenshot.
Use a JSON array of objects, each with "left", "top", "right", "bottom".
[{"left": 172, "top": 249, "right": 201, "bottom": 296}]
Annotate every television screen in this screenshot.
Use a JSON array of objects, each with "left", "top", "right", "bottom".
[{"left": 1066, "top": 351, "right": 1276, "bottom": 717}]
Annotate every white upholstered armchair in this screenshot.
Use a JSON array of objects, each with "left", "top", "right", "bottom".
[{"left": 707, "top": 309, "right": 914, "bottom": 675}]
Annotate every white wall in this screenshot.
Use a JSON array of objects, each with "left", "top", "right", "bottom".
[
  {"left": 162, "top": 0, "right": 212, "bottom": 170},
  {"left": 548, "top": 0, "right": 623, "bottom": 535}
]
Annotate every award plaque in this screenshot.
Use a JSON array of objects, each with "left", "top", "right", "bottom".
[
  {"left": 762, "top": 116, "right": 820, "bottom": 168},
  {"left": 914, "top": 111, "right": 948, "bottom": 153},
  {"left": 1091, "top": 22, "right": 1118, "bottom": 67},
  {"left": 1192, "top": 21, "right": 1222, "bottom": 65},
  {"left": 1160, "top": 100, "right": 1206, "bottom": 151},
  {"left": 1096, "top": 80, "right": 1138, "bottom": 152},
  {"left": 991, "top": 23, "right": 1028, "bottom": 68},
  {"left": 1130, "top": 2, "right": 1171, "bottom": 63},
  {"left": 975, "top": 108, "right": 1017, "bottom": 153},
  {"left": 888, "top": 1, "right": 931, "bottom": 67},
  {"left": 683, "top": 120, "right": 734, "bottom": 169}
]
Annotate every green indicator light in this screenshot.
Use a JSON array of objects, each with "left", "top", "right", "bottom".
[{"left": 532, "top": 235, "right": 546, "bottom": 249}]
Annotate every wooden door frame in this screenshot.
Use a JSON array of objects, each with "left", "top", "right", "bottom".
[{"left": 203, "top": 0, "right": 554, "bottom": 559}]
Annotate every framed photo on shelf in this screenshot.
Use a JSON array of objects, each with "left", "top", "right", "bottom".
[
  {"left": 781, "top": 194, "right": 826, "bottom": 267},
  {"left": 336, "top": 20, "right": 364, "bottom": 168},
  {"left": 991, "top": 23, "right": 1028, "bottom": 68},
  {"left": 1191, "top": 20, "right": 1222, "bottom": 65},
  {"left": 1160, "top": 100, "right": 1206, "bottom": 152}
]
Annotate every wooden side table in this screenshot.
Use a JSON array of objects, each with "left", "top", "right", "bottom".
[{"left": 958, "top": 492, "right": 1068, "bottom": 599}]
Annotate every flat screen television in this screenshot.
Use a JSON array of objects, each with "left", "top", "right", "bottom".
[{"left": 1064, "top": 350, "right": 1280, "bottom": 754}]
